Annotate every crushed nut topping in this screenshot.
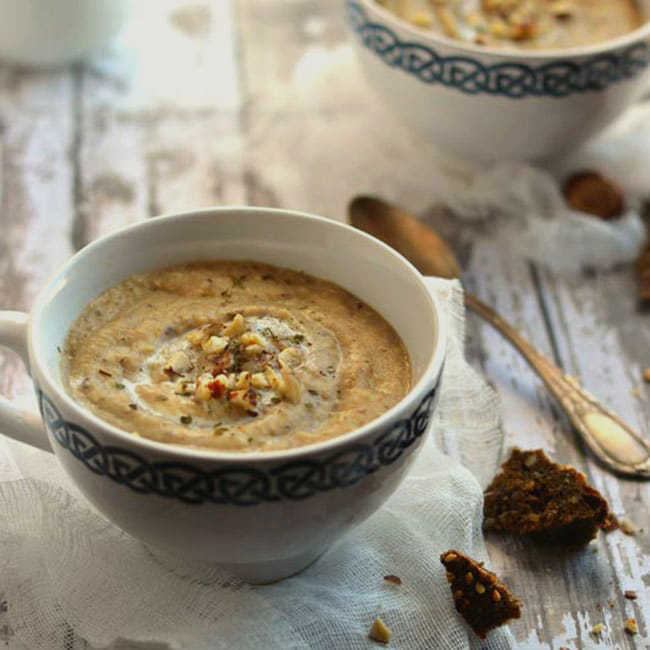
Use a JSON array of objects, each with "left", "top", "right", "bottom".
[
  {"left": 620, "top": 519, "right": 637, "bottom": 536},
  {"left": 624, "top": 618, "right": 638, "bottom": 635},
  {"left": 153, "top": 313, "right": 307, "bottom": 423},
  {"left": 368, "top": 617, "right": 391, "bottom": 644},
  {"left": 376, "top": 0, "right": 642, "bottom": 49},
  {"left": 591, "top": 623, "right": 604, "bottom": 635}
]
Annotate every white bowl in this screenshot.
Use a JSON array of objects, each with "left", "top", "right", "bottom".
[
  {"left": 348, "top": 0, "right": 650, "bottom": 163},
  {"left": 0, "top": 207, "right": 446, "bottom": 583}
]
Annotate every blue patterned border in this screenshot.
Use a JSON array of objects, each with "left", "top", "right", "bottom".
[
  {"left": 347, "top": 1, "right": 650, "bottom": 98},
  {"left": 37, "top": 384, "right": 438, "bottom": 506}
]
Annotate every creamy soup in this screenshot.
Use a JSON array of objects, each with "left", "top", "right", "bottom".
[
  {"left": 377, "top": 0, "right": 644, "bottom": 49},
  {"left": 63, "top": 262, "right": 411, "bottom": 452}
]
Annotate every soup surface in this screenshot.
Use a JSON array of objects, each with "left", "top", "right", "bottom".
[
  {"left": 376, "top": 0, "right": 644, "bottom": 50},
  {"left": 63, "top": 261, "right": 411, "bottom": 452}
]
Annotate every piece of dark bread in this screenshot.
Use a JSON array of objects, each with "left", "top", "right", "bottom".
[
  {"left": 440, "top": 550, "right": 522, "bottom": 640},
  {"left": 483, "top": 448, "right": 614, "bottom": 545}
]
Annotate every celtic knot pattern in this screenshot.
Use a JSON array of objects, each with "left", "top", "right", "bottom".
[
  {"left": 347, "top": 1, "right": 650, "bottom": 98},
  {"left": 37, "top": 383, "right": 438, "bottom": 506}
]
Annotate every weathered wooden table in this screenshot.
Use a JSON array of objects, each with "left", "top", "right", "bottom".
[{"left": 0, "top": 1, "right": 648, "bottom": 648}]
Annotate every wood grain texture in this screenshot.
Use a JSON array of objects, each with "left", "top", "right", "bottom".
[
  {"left": 0, "top": 67, "right": 75, "bottom": 408},
  {"left": 0, "top": 0, "right": 648, "bottom": 648}
]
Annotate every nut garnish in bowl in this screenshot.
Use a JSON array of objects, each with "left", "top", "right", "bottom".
[{"left": 151, "top": 313, "right": 306, "bottom": 420}]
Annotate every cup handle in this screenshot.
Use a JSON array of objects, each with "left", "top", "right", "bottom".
[{"left": 0, "top": 311, "right": 52, "bottom": 453}]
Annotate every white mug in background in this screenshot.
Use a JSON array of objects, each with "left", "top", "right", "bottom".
[
  {"left": 0, "top": 0, "right": 132, "bottom": 66},
  {"left": 0, "top": 208, "right": 446, "bottom": 583}
]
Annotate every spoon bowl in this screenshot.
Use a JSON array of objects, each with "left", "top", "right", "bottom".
[{"left": 349, "top": 196, "right": 460, "bottom": 279}]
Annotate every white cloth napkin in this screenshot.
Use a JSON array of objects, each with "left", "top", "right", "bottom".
[{"left": 0, "top": 278, "right": 511, "bottom": 650}]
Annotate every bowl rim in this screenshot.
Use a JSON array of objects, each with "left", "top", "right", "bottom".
[
  {"left": 30, "top": 206, "right": 447, "bottom": 465},
  {"left": 356, "top": 0, "right": 650, "bottom": 61}
]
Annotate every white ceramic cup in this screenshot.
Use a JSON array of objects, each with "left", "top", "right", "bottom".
[
  {"left": 0, "top": 0, "right": 132, "bottom": 66},
  {"left": 348, "top": 0, "right": 650, "bottom": 164},
  {"left": 0, "top": 207, "right": 446, "bottom": 583}
]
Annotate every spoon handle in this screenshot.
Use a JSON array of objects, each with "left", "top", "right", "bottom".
[{"left": 465, "top": 291, "right": 650, "bottom": 478}]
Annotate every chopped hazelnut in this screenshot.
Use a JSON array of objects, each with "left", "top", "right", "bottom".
[
  {"left": 240, "top": 331, "right": 265, "bottom": 347},
  {"left": 186, "top": 329, "right": 206, "bottom": 346},
  {"left": 279, "top": 366, "right": 301, "bottom": 404},
  {"left": 251, "top": 372, "right": 269, "bottom": 389},
  {"left": 202, "top": 336, "right": 229, "bottom": 354},
  {"left": 196, "top": 383, "right": 212, "bottom": 401},
  {"left": 434, "top": 6, "right": 459, "bottom": 38},
  {"left": 408, "top": 10, "right": 432, "bottom": 27},
  {"left": 475, "top": 583, "right": 486, "bottom": 595},
  {"left": 591, "top": 623, "right": 604, "bottom": 635},
  {"left": 620, "top": 519, "right": 637, "bottom": 536},
  {"left": 234, "top": 371, "right": 249, "bottom": 389},
  {"left": 278, "top": 346, "right": 303, "bottom": 368},
  {"left": 624, "top": 618, "right": 638, "bottom": 635},
  {"left": 222, "top": 313, "right": 245, "bottom": 337},
  {"left": 169, "top": 350, "right": 191, "bottom": 374},
  {"left": 228, "top": 389, "right": 257, "bottom": 413},
  {"left": 264, "top": 367, "right": 283, "bottom": 391},
  {"left": 368, "top": 617, "right": 391, "bottom": 645},
  {"left": 550, "top": 1, "right": 574, "bottom": 19}
]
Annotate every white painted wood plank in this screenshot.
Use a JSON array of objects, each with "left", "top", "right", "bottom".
[
  {"left": 75, "top": 0, "right": 244, "bottom": 245},
  {"left": 464, "top": 241, "right": 592, "bottom": 648},
  {"left": 538, "top": 267, "right": 650, "bottom": 648},
  {"left": 0, "top": 68, "right": 75, "bottom": 408}
]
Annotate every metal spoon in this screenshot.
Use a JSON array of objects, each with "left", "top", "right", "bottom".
[{"left": 349, "top": 195, "right": 650, "bottom": 479}]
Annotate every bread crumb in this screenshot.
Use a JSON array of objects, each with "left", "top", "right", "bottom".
[
  {"left": 368, "top": 617, "right": 391, "bottom": 644},
  {"left": 624, "top": 618, "right": 638, "bottom": 635}
]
